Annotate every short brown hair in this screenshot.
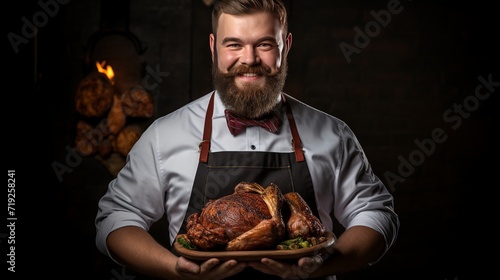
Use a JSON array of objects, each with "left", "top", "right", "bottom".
[{"left": 212, "top": 0, "right": 288, "bottom": 37}]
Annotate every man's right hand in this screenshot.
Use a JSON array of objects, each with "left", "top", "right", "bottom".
[{"left": 175, "top": 257, "right": 248, "bottom": 280}]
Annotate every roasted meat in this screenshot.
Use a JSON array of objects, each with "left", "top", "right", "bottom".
[
  {"left": 185, "top": 182, "right": 286, "bottom": 251},
  {"left": 284, "top": 192, "right": 325, "bottom": 239},
  {"left": 182, "top": 182, "right": 327, "bottom": 251}
]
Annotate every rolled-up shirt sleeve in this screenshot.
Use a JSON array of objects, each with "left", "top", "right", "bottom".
[
  {"left": 294, "top": 97, "right": 399, "bottom": 264},
  {"left": 95, "top": 95, "right": 208, "bottom": 261},
  {"left": 95, "top": 121, "right": 166, "bottom": 259},
  {"left": 334, "top": 123, "right": 399, "bottom": 262}
]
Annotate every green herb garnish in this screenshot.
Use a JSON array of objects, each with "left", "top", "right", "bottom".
[
  {"left": 177, "top": 236, "right": 197, "bottom": 250},
  {"left": 277, "top": 237, "right": 311, "bottom": 250}
]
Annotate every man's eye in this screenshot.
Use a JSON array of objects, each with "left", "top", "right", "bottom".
[{"left": 258, "top": 43, "right": 274, "bottom": 50}]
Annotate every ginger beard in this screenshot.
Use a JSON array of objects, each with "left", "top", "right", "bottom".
[{"left": 212, "top": 51, "right": 288, "bottom": 119}]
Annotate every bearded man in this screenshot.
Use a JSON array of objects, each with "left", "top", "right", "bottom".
[{"left": 96, "top": 1, "right": 399, "bottom": 279}]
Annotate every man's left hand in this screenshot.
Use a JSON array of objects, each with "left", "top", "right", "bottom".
[{"left": 249, "top": 255, "right": 323, "bottom": 279}]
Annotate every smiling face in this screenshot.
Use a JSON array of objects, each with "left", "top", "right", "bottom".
[{"left": 210, "top": 12, "right": 292, "bottom": 118}]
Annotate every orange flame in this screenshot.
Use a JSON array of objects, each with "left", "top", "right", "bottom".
[{"left": 96, "top": 61, "right": 115, "bottom": 83}]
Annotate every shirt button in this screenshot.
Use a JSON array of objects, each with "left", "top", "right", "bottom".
[{"left": 250, "top": 145, "right": 256, "bottom": 150}]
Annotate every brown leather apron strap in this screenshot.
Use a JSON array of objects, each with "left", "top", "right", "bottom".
[
  {"left": 199, "top": 92, "right": 215, "bottom": 163},
  {"left": 282, "top": 94, "right": 305, "bottom": 162}
]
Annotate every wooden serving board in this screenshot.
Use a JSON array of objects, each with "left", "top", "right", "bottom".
[{"left": 174, "top": 231, "right": 336, "bottom": 261}]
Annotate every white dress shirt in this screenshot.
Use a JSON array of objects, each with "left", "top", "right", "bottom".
[{"left": 95, "top": 91, "right": 399, "bottom": 263}]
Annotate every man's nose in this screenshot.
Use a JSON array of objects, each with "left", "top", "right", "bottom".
[{"left": 240, "top": 46, "right": 260, "bottom": 65}]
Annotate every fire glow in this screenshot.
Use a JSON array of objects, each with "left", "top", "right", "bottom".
[{"left": 96, "top": 60, "right": 115, "bottom": 84}]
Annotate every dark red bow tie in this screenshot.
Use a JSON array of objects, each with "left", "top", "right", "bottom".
[{"left": 224, "top": 109, "right": 282, "bottom": 136}]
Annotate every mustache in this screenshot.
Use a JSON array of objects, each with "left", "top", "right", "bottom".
[{"left": 225, "top": 65, "right": 274, "bottom": 77}]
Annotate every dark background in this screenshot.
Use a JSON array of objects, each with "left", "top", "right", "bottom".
[{"left": 3, "top": 0, "right": 498, "bottom": 279}]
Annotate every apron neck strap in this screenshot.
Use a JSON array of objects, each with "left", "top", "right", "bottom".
[
  {"left": 199, "top": 92, "right": 215, "bottom": 163},
  {"left": 282, "top": 94, "right": 305, "bottom": 162},
  {"left": 199, "top": 92, "right": 305, "bottom": 163}
]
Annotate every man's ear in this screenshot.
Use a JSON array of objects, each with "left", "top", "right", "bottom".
[
  {"left": 285, "top": 32, "right": 292, "bottom": 56},
  {"left": 209, "top": 33, "right": 216, "bottom": 62}
]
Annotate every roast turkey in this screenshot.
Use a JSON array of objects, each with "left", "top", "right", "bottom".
[
  {"left": 185, "top": 182, "right": 286, "bottom": 251},
  {"left": 182, "top": 182, "right": 325, "bottom": 251}
]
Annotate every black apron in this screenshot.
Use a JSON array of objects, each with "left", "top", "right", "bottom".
[{"left": 178, "top": 92, "right": 326, "bottom": 279}]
